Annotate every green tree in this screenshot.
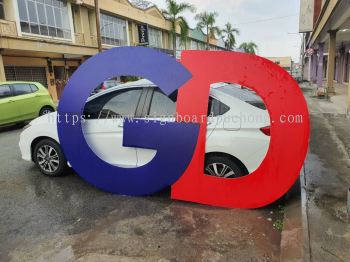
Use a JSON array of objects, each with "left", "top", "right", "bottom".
[
  {"left": 239, "top": 42, "right": 258, "bottom": 54},
  {"left": 162, "top": 0, "right": 195, "bottom": 56},
  {"left": 195, "top": 11, "right": 221, "bottom": 50},
  {"left": 222, "top": 22, "right": 239, "bottom": 50}
]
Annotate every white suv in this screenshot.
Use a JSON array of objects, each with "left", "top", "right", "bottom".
[{"left": 19, "top": 79, "right": 270, "bottom": 179}]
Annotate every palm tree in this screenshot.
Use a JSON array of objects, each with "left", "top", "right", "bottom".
[
  {"left": 239, "top": 42, "right": 258, "bottom": 54},
  {"left": 162, "top": 0, "right": 195, "bottom": 56},
  {"left": 222, "top": 22, "right": 239, "bottom": 50},
  {"left": 195, "top": 11, "right": 221, "bottom": 50}
]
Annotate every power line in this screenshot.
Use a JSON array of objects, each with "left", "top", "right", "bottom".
[{"left": 233, "top": 14, "right": 298, "bottom": 26}]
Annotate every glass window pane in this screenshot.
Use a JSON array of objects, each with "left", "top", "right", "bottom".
[
  {"left": 0, "top": 1, "right": 4, "bottom": 19},
  {"left": 62, "top": 10, "right": 69, "bottom": 30},
  {"left": 40, "top": 25, "right": 48, "bottom": 35},
  {"left": 0, "top": 85, "right": 12, "bottom": 99},
  {"left": 12, "top": 84, "right": 33, "bottom": 95},
  {"left": 48, "top": 26, "right": 56, "bottom": 36},
  {"left": 103, "top": 89, "right": 142, "bottom": 117},
  {"left": 30, "top": 23, "right": 39, "bottom": 34},
  {"left": 149, "top": 90, "right": 176, "bottom": 117},
  {"left": 84, "top": 89, "right": 142, "bottom": 119},
  {"left": 52, "top": 0, "right": 60, "bottom": 7},
  {"left": 30, "top": 84, "right": 39, "bottom": 92},
  {"left": 37, "top": 3, "right": 46, "bottom": 24},
  {"left": 18, "top": 0, "right": 28, "bottom": 21},
  {"left": 56, "top": 28, "right": 63, "bottom": 38},
  {"left": 20, "top": 21, "right": 30, "bottom": 33},
  {"left": 28, "top": 1, "right": 38, "bottom": 23},
  {"left": 46, "top": 5, "right": 55, "bottom": 26},
  {"left": 54, "top": 7, "right": 62, "bottom": 27}
]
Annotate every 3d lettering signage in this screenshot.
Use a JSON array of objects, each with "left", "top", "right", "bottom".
[{"left": 57, "top": 47, "right": 309, "bottom": 209}]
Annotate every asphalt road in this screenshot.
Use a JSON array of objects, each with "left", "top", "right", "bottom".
[{"left": 0, "top": 125, "right": 282, "bottom": 262}]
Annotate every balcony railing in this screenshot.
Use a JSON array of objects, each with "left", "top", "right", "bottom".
[{"left": 0, "top": 19, "right": 18, "bottom": 37}]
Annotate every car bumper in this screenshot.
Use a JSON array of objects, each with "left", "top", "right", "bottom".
[{"left": 19, "top": 129, "right": 32, "bottom": 161}]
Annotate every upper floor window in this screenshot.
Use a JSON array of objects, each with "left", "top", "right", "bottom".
[
  {"left": 191, "top": 40, "right": 204, "bottom": 50},
  {"left": 148, "top": 27, "right": 162, "bottom": 48},
  {"left": 17, "top": 0, "right": 71, "bottom": 39},
  {"left": 190, "top": 40, "right": 197, "bottom": 50},
  {"left": 0, "top": 0, "right": 4, "bottom": 19},
  {"left": 176, "top": 36, "right": 186, "bottom": 50},
  {"left": 100, "top": 13, "right": 127, "bottom": 46}
]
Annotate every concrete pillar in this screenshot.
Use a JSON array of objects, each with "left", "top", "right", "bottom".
[
  {"left": 311, "top": 53, "right": 317, "bottom": 83},
  {"left": 0, "top": 54, "right": 5, "bottom": 82},
  {"left": 326, "top": 30, "right": 337, "bottom": 94},
  {"left": 45, "top": 66, "right": 58, "bottom": 102},
  {"left": 317, "top": 43, "right": 324, "bottom": 88}
]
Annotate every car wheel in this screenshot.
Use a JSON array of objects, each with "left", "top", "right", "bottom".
[
  {"left": 33, "top": 139, "right": 68, "bottom": 176},
  {"left": 39, "top": 106, "right": 54, "bottom": 116},
  {"left": 205, "top": 155, "right": 247, "bottom": 178}
]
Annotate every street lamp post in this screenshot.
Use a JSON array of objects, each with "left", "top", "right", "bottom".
[{"left": 94, "top": 0, "right": 102, "bottom": 53}]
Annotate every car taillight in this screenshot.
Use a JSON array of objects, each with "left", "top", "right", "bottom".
[{"left": 260, "top": 126, "right": 270, "bottom": 136}]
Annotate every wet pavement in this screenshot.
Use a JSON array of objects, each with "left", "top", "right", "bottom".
[
  {"left": 0, "top": 125, "right": 283, "bottom": 262},
  {"left": 302, "top": 86, "right": 350, "bottom": 261}
]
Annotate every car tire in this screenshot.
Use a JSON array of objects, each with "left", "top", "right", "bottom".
[
  {"left": 204, "top": 155, "right": 247, "bottom": 178},
  {"left": 39, "top": 106, "right": 54, "bottom": 116},
  {"left": 33, "top": 139, "right": 68, "bottom": 177}
]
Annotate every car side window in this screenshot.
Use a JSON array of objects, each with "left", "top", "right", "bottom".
[
  {"left": 84, "top": 88, "right": 143, "bottom": 119},
  {"left": 0, "top": 85, "right": 12, "bottom": 99},
  {"left": 207, "top": 97, "right": 230, "bottom": 116},
  {"left": 148, "top": 90, "right": 177, "bottom": 117},
  {"left": 12, "top": 84, "right": 33, "bottom": 96},
  {"left": 30, "top": 84, "right": 39, "bottom": 92}
]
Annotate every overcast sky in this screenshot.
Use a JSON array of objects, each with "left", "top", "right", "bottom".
[{"left": 150, "top": 0, "right": 301, "bottom": 62}]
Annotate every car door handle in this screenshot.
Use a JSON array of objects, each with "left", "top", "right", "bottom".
[
  {"left": 118, "top": 124, "right": 124, "bottom": 128},
  {"left": 7, "top": 100, "right": 15, "bottom": 103}
]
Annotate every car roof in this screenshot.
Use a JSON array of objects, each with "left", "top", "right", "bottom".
[
  {"left": 0, "top": 81, "right": 41, "bottom": 85},
  {"left": 88, "top": 79, "right": 263, "bottom": 105}
]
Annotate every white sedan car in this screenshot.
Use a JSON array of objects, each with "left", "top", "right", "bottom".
[{"left": 19, "top": 79, "right": 270, "bottom": 179}]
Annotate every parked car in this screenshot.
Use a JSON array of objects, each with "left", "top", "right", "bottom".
[
  {"left": 19, "top": 79, "right": 270, "bottom": 179},
  {"left": 91, "top": 79, "right": 121, "bottom": 95},
  {"left": 0, "top": 81, "right": 56, "bottom": 126}
]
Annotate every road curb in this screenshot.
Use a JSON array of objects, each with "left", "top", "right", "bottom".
[{"left": 280, "top": 171, "right": 311, "bottom": 262}]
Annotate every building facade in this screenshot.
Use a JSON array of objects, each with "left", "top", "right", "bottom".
[
  {"left": 300, "top": 0, "right": 350, "bottom": 102},
  {"left": 266, "top": 57, "right": 293, "bottom": 72},
  {"left": 0, "top": 0, "right": 225, "bottom": 101}
]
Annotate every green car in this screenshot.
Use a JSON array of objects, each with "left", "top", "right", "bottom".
[{"left": 0, "top": 81, "right": 56, "bottom": 126}]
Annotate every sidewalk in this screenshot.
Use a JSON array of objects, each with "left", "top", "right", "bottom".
[
  {"left": 300, "top": 84, "right": 350, "bottom": 261},
  {"left": 302, "top": 81, "right": 348, "bottom": 115}
]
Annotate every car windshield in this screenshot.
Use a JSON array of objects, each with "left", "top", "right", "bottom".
[{"left": 214, "top": 83, "right": 266, "bottom": 110}]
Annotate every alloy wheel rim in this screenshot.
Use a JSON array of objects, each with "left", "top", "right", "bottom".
[
  {"left": 41, "top": 109, "right": 51, "bottom": 115},
  {"left": 37, "top": 145, "right": 59, "bottom": 173},
  {"left": 205, "top": 163, "right": 235, "bottom": 178}
]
